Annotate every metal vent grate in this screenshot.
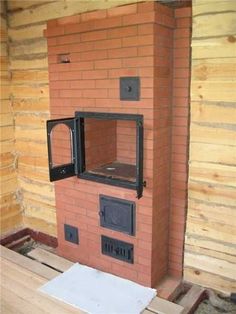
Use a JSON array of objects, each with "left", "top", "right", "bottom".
[{"left": 101, "top": 235, "right": 134, "bottom": 263}]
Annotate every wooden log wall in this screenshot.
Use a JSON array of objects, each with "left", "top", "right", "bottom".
[
  {"left": 0, "top": 0, "right": 22, "bottom": 235},
  {"left": 3, "top": 0, "right": 236, "bottom": 294},
  {"left": 6, "top": 0, "right": 142, "bottom": 237},
  {"left": 184, "top": 0, "right": 236, "bottom": 295}
]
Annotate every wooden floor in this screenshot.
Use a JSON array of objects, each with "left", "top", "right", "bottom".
[{"left": 0, "top": 245, "right": 184, "bottom": 314}]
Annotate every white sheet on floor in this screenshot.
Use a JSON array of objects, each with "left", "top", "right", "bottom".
[{"left": 39, "top": 263, "right": 156, "bottom": 314}]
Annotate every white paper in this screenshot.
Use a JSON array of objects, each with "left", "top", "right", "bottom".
[{"left": 39, "top": 263, "right": 156, "bottom": 314}]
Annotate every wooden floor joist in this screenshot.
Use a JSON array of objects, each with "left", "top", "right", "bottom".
[
  {"left": 147, "top": 297, "right": 184, "bottom": 314},
  {"left": 0, "top": 245, "right": 185, "bottom": 314},
  {"left": 179, "top": 285, "right": 206, "bottom": 314}
]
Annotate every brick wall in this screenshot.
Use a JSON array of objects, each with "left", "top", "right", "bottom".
[
  {"left": 152, "top": 6, "right": 175, "bottom": 285},
  {"left": 85, "top": 119, "right": 117, "bottom": 170},
  {"left": 169, "top": 7, "right": 191, "bottom": 278},
  {"left": 116, "top": 120, "right": 136, "bottom": 164}
]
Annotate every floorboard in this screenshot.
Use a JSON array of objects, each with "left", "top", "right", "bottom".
[
  {"left": 0, "top": 245, "right": 184, "bottom": 314},
  {"left": 28, "top": 247, "right": 73, "bottom": 272}
]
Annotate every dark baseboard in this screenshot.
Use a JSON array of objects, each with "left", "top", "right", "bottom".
[{"left": 0, "top": 228, "right": 58, "bottom": 248}]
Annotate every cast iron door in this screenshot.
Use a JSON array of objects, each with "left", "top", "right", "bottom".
[{"left": 46, "top": 117, "right": 78, "bottom": 181}]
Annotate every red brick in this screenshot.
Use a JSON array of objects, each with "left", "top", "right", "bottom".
[
  {"left": 123, "top": 12, "right": 155, "bottom": 26},
  {"left": 107, "top": 25, "right": 137, "bottom": 39},
  {"left": 137, "top": 272, "right": 151, "bottom": 286},
  {"left": 172, "top": 136, "right": 188, "bottom": 146},
  {"left": 48, "top": 45, "right": 71, "bottom": 56},
  {"left": 48, "top": 63, "right": 70, "bottom": 73},
  {"left": 58, "top": 71, "right": 82, "bottom": 80},
  {"left": 173, "top": 88, "right": 189, "bottom": 98},
  {"left": 50, "top": 80, "right": 70, "bottom": 90},
  {"left": 155, "top": 2, "right": 174, "bottom": 17},
  {"left": 168, "top": 260, "right": 183, "bottom": 272},
  {"left": 47, "top": 19, "right": 57, "bottom": 28},
  {"left": 138, "top": 45, "right": 154, "bottom": 56},
  {"left": 173, "top": 78, "right": 190, "bottom": 88},
  {"left": 174, "top": 37, "right": 191, "bottom": 48},
  {"left": 172, "top": 106, "right": 189, "bottom": 118},
  {"left": 64, "top": 20, "right": 93, "bottom": 35},
  {"left": 175, "top": 7, "right": 192, "bottom": 18},
  {"left": 139, "top": 67, "right": 154, "bottom": 77},
  {"left": 82, "top": 70, "right": 108, "bottom": 80},
  {"left": 142, "top": 88, "right": 153, "bottom": 99},
  {"left": 137, "top": 1, "right": 156, "bottom": 13},
  {"left": 138, "top": 24, "right": 154, "bottom": 35},
  {"left": 174, "top": 57, "right": 190, "bottom": 68},
  {"left": 94, "top": 38, "right": 121, "bottom": 50},
  {"left": 155, "top": 12, "right": 175, "bottom": 29},
  {"left": 138, "top": 222, "right": 152, "bottom": 234},
  {"left": 69, "top": 42, "right": 94, "bottom": 54},
  {"left": 57, "top": 34, "right": 81, "bottom": 45},
  {"left": 174, "top": 68, "right": 190, "bottom": 78},
  {"left": 45, "top": 26, "right": 64, "bottom": 37},
  {"left": 59, "top": 89, "right": 82, "bottom": 98},
  {"left": 172, "top": 186, "right": 187, "bottom": 201},
  {"left": 57, "top": 15, "right": 80, "bottom": 25},
  {"left": 95, "top": 16, "right": 123, "bottom": 30},
  {"left": 95, "top": 79, "right": 117, "bottom": 89},
  {"left": 81, "top": 9, "right": 107, "bottom": 22},
  {"left": 111, "top": 263, "right": 138, "bottom": 282},
  {"left": 173, "top": 97, "right": 189, "bottom": 107},
  {"left": 136, "top": 264, "right": 151, "bottom": 275},
  {"left": 108, "top": 68, "right": 138, "bottom": 78},
  {"left": 174, "top": 28, "right": 191, "bottom": 39},
  {"left": 68, "top": 61, "right": 94, "bottom": 71},
  {"left": 122, "top": 34, "right": 153, "bottom": 47},
  {"left": 170, "top": 214, "right": 186, "bottom": 226},
  {"left": 107, "top": 89, "right": 118, "bottom": 99},
  {"left": 142, "top": 78, "right": 154, "bottom": 88},
  {"left": 176, "top": 17, "right": 191, "bottom": 28},
  {"left": 107, "top": 3, "right": 137, "bottom": 17},
  {"left": 83, "top": 89, "right": 108, "bottom": 99},
  {"left": 123, "top": 56, "right": 154, "bottom": 68},
  {"left": 172, "top": 163, "right": 187, "bottom": 173},
  {"left": 168, "top": 237, "right": 184, "bottom": 249},
  {"left": 169, "top": 268, "right": 182, "bottom": 278},
  {"left": 71, "top": 80, "right": 96, "bottom": 89},
  {"left": 47, "top": 37, "right": 57, "bottom": 46},
  {"left": 155, "top": 66, "right": 170, "bottom": 78},
  {"left": 80, "top": 50, "right": 107, "bottom": 61},
  {"left": 108, "top": 47, "right": 138, "bottom": 58},
  {"left": 81, "top": 30, "right": 107, "bottom": 42},
  {"left": 171, "top": 198, "right": 187, "bottom": 210},
  {"left": 95, "top": 58, "right": 122, "bottom": 69},
  {"left": 172, "top": 171, "right": 188, "bottom": 183}
]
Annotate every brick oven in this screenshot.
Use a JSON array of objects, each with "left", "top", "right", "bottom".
[{"left": 45, "top": 1, "right": 191, "bottom": 287}]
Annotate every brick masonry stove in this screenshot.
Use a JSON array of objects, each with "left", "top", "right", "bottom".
[{"left": 45, "top": 1, "right": 191, "bottom": 287}]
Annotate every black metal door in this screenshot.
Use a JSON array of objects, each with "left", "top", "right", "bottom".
[{"left": 46, "top": 117, "right": 78, "bottom": 181}]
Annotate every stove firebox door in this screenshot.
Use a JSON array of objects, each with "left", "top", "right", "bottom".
[{"left": 46, "top": 117, "right": 78, "bottom": 181}]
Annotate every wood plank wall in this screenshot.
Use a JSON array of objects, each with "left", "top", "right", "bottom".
[
  {"left": 6, "top": 0, "right": 142, "bottom": 237},
  {"left": 184, "top": 0, "right": 236, "bottom": 295},
  {"left": 0, "top": 0, "right": 22, "bottom": 235}
]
